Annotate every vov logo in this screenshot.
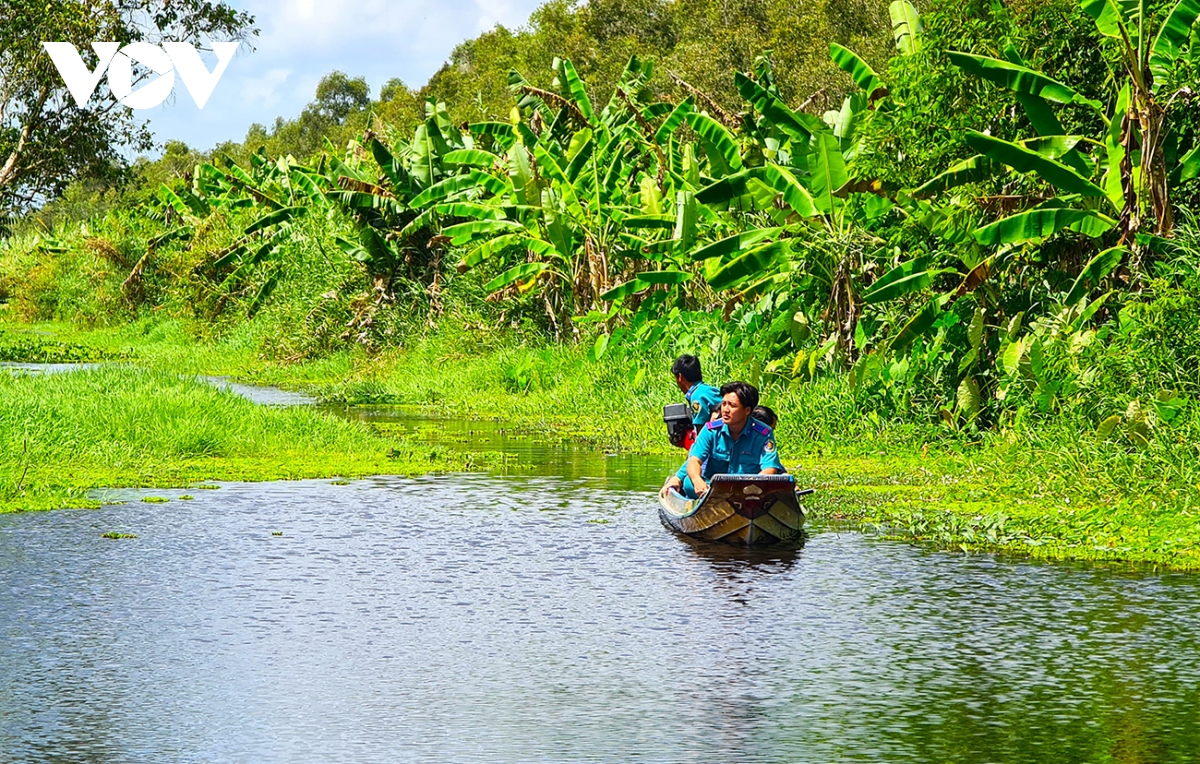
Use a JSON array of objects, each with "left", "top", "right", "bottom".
[{"left": 42, "top": 41, "right": 239, "bottom": 110}]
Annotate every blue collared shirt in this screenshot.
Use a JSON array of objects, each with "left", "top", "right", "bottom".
[
  {"left": 687, "top": 416, "right": 784, "bottom": 479},
  {"left": 686, "top": 381, "right": 722, "bottom": 427}
]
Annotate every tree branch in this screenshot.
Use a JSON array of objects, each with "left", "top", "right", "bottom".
[{"left": 0, "top": 83, "right": 52, "bottom": 190}]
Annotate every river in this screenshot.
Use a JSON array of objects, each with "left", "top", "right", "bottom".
[{"left": 2, "top": 380, "right": 1199, "bottom": 762}]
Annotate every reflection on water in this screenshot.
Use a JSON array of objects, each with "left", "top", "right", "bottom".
[
  {"left": 198, "top": 376, "right": 318, "bottom": 406},
  {"left": 3, "top": 474, "right": 1200, "bottom": 763},
  {"left": 336, "top": 406, "right": 681, "bottom": 491}
]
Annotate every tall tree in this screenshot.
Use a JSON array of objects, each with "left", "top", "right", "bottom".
[{"left": 0, "top": 0, "right": 256, "bottom": 212}]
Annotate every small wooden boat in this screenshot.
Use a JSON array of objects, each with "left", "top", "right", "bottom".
[{"left": 658, "top": 474, "right": 813, "bottom": 546}]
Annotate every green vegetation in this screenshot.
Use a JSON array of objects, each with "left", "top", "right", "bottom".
[
  {"left": 2, "top": 0, "right": 1199, "bottom": 566},
  {"left": 0, "top": 365, "right": 488, "bottom": 512}
]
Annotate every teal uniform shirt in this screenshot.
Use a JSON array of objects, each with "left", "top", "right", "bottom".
[
  {"left": 686, "top": 416, "right": 784, "bottom": 480},
  {"left": 685, "top": 381, "right": 722, "bottom": 428}
]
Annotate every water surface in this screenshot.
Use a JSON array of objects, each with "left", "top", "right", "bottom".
[{"left": 3, "top": 473, "right": 1200, "bottom": 763}]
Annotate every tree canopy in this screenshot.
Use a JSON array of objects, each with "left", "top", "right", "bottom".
[{"left": 0, "top": 0, "right": 256, "bottom": 213}]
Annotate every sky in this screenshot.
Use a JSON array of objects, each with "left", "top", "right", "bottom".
[{"left": 136, "top": 0, "right": 546, "bottom": 154}]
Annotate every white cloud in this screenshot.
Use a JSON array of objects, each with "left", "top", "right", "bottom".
[{"left": 139, "top": 0, "right": 547, "bottom": 151}]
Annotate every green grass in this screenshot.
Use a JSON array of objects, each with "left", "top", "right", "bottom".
[
  {"left": 0, "top": 365, "right": 490, "bottom": 512},
  {"left": 5, "top": 320, "right": 1200, "bottom": 568}
]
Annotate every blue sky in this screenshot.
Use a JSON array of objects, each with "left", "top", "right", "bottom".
[{"left": 138, "top": 0, "right": 545, "bottom": 154}]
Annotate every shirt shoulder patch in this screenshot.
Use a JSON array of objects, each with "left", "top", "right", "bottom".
[
  {"left": 750, "top": 420, "right": 771, "bottom": 437},
  {"left": 706, "top": 420, "right": 724, "bottom": 430}
]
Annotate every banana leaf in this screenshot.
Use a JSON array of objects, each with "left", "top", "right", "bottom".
[
  {"left": 1150, "top": 0, "right": 1200, "bottom": 81},
  {"left": 734, "top": 73, "right": 818, "bottom": 145},
  {"left": 706, "top": 240, "right": 790, "bottom": 291},
  {"left": 911, "top": 155, "right": 998, "bottom": 197},
  {"left": 685, "top": 112, "right": 743, "bottom": 175},
  {"left": 862, "top": 257, "right": 952, "bottom": 304},
  {"left": 890, "top": 0, "right": 923, "bottom": 54},
  {"left": 554, "top": 58, "right": 595, "bottom": 122},
  {"left": 690, "top": 227, "right": 784, "bottom": 260},
  {"left": 244, "top": 205, "right": 306, "bottom": 235},
  {"left": 458, "top": 233, "right": 530, "bottom": 271},
  {"left": 1065, "top": 246, "right": 1125, "bottom": 305},
  {"left": 972, "top": 207, "right": 1117, "bottom": 245},
  {"left": 637, "top": 270, "right": 692, "bottom": 284},
  {"left": 965, "top": 132, "right": 1107, "bottom": 197},
  {"left": 653, "top": 98, "right": 695, "bottom": 144},
  {"left": 485, "top": 261, "right": 552, "bottom": 293},
  {"left": 410, "top": 171, "right": 507, "bottom": 207},
  {"left": 888, "top": 295, "right": 946, "bottom": 353},
  {"left": 947, "top": 52, "right": 1104, "bottom": 112},
  {"left": 829, "top": 43, "right": 882, "bottom": 95},
  {"left": 809, "top": 131, "right": 848, "bottom": 212},
  {"left": 443, "top": 149, "right": 502, "bottom": 168},
  {"left": 443, "top": 219, "right": 526, "bottom": 245}
]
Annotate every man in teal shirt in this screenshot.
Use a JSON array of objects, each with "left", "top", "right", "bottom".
[
  {"left": 671, "top": 354, "right": 722, "bottom": 430},
  {"left": 660, "top": 381, "right": 783, "bottom": 499}
]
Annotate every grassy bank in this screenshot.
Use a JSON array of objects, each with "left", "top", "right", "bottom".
[
  {"left": 4, "top": 320, "right": 1200, "bottom": 568},
  {"left": 0, "top": 362, "right": 494, "bottom": 512}
]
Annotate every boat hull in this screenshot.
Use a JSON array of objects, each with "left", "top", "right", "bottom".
[{"left": 658, "top": 474, "right": 808, "bottom": 546}]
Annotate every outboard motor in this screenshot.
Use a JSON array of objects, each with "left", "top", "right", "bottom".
[{"left": 663, "top": 403, "right": 695, "bottom": 450}]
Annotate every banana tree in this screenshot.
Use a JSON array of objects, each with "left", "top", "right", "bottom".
[
  {"left": 931, "top": 0, "right": 1200, "bottom": 246},
  {"left": 447, "top": 56, "right": 702, "bottom": 336}
]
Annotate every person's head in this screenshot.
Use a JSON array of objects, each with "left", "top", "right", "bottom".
[
  {"left": 671, "top": 354, "right": 702, "bottom": 393},
  {"left": 752, "top": 405, "right": 777, "bottom": 429},
  {"left": 718, "top": 381, "right": 759, "bottom": 429}
]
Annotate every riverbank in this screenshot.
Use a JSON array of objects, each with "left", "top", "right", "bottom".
[{"left": 3, "top": 320, "right": 1199, "bottom": 568}]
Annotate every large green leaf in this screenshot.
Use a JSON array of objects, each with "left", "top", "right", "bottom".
[
  {"left": 1080, "top": 0, "right": 1138, "bottom": 39},
  {"left": 966, "top": 131, "right": 1106, "bottom": 197},
  {"left": 972, "top": 207, "right": 1117, "bottom": 245},
  {"left": 600, "top": 278, "right": 652, "bottom": 301},
  {"left": 760, "top": 165, "right": 819, "bottom": 217},
  {"left": 947, "top": 52, "right": 1104, "bottom": 112},
  {"left": 1065, "top": 246, "right": 1125, "bottom": 305},
  {"left": 1150, "top": 0, "right": 1200, "bottom": 81},
  {"left": 485, "top": 261, "right": 552, "bottom": 292},
  {"left": 890, "top": 0, "right": 923, "bottom": 54},
  {"left": 690, "top": 227, "right": 783, "bottom": 260},
  {"left": 734, "top": 73, "right": 817, "bottom": 145},
  {"left": 862, "top": 257, "right": 951, "bottom": 304},
  {"left": 685, "top": 112, "right": 743, "bottom": 175},
  {"left": 459, "top": 234, "right": 532, "bottom": 271},
  {"left": 443, "top": 149, "right": 501, "bottom": 168},
  {"left": 829, "top": 43, "right": 882, "bottom": 95},
  {"left": 553, "top": 58, "right": 595, "bottom": 122},
  {"left": 653, "top": 98, "right": 694, "bottom": 144},
  {"left": 434, "top": 202, "right": 506, "bottom": 220},
  {"left": 1181, "top": 142, "right": 1200, "bottom": 181},
  {"left": 706, "top": 240, "right": 790, "bottom": 291},
  {"left": 244, "top": 205, "right": 306, "bottom": 235},
  {"left": 637, "top": 269, "right": 692, "bottom": 285},
  {"left": 809, "top": 131, "right": 848, "bottom": 212},
  {"left": 409, "top": 170, "right": 507, "bottom": 207},
  {"left": 889, "top": 296, "right": 945, "bottom": 352},
  {"left": 911, "top": 155, "right": 998, "bottom": 197},
  {"left": 443, "top": 219, "right": 525, "bottom": 245},
  {"left": 370, "top": 138, "right": 410, "bottom": 192},
  {"left": 695, "top": 168, "right": 758, "bottom": 205}
]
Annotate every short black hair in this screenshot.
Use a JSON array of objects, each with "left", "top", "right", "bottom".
[
  {"left": 671, "top": 355, "right": 702, "bottom": 384},
  {"left": 752, "top": 405, "right": 777, "bottom": 429},
  {"left": 719, "top": 381, "right": 759, "bottom": 410}
]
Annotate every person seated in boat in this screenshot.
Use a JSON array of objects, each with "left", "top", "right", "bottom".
[
  {"left": 752, "top": 405, "right": 777, "bottom": 429},
  {"left": 659, "top": 402, "right": 784, "bottom": 498},
  {"left": 671, "top": 354, "right": 722, "bottom": 442},
  {"left": 751, "top": 405, "right": 786, "bottom": 474},
  {"left": 660, "top": 382, "right": 783, "bottom": 498}
]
